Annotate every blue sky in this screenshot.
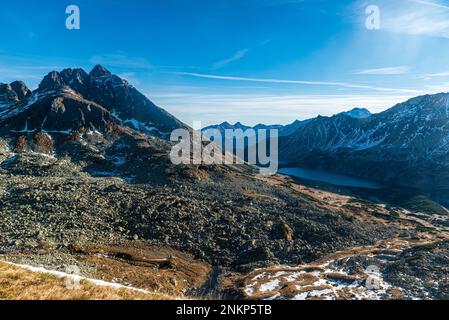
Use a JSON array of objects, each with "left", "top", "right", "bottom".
[{"left": 2, "top": 0, "right": 449, "bottom": 125}]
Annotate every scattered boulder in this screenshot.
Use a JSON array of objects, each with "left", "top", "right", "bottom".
[{"left": 272, "top": 222, "right": 294, "bottom": 242}]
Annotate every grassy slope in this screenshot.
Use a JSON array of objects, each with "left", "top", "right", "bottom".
[{"left": 0, "top": 262, "right": 174, "bottom": 300}]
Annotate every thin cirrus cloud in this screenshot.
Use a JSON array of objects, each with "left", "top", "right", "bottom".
[
  {"left": 408, "top": 0, "right": 449, "bottom": 9},
  {"left": 211, "top": 49, "right": 249, "bottom": 69},
  {"left": 356, "top": 66, "right": 411, "bottom": 75},
  {"left": 423, "top": 70, "right": 449, "bottom": 80},
  {"left": 379, "top": 0, "right": 449, "bottom": 39},
  {"left": 172, "top": 71, "right": 421, "bottom": 93},
  {"left": 0, "top": 65, "right": 60, "bottom": 88}
]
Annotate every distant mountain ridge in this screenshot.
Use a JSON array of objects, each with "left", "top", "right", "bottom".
[{"left": 203, "top": 120, "right": 302, "bottom": 137}]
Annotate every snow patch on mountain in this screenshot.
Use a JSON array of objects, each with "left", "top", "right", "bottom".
[{"left": 0, "top": 90, "right": 54, "bottom": 121}]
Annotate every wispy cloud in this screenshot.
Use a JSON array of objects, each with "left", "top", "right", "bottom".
[
  {"left": 212, "top": 49, "right": 249, "bottom": 69},
  {"left": 0, "top": 64, "right": 61, "bottom": 88},
  {"left": 378, "top": 0, "right": 449, "bottom": 38},
  {"left": 90, "top": 53, "right": 151, "bottom": 69},
  {"left": 117, "top": 72, "right": 140, "bottom": 85},
  {"left": 408, "top": 0, "right": 449, "bottom": 10},
  {"left": 173, "top": 72, "right": 421, "bottom": 93},
  {"left": 356, "top": 66, "right": 411, "bottom": 75},
  {"left": 423, "top": 70, "right": 449, "bottom": 80},
  {"left": 0, "top": 53, "right": 82, "bottom": 88}
]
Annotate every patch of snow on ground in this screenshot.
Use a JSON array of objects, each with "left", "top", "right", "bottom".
[
  {"left": 259, "top": 279, "right": 281, "bottom": 293},
  {"left": 2, "top": 261, "right": 150, "bottom": 294},
  {"left": 245, "top": 260, "right": 396, "bottom": 300}
]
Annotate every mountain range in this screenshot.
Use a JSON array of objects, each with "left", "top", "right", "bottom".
[
  {"left": 279, "top": 94, "right": 449, "bottom": 195},
  {"left": 3, "top": 65, "right": 448, "bottom": 194},
  {"left": 1, "top": 66, "right": 449, "bottom": 299},
  {"left": 0, "top": 65, "right": 191, "bottom": 184},
  {"left": 203, "top": 119, "right": 305, "bottom": 137},
  {"left": 207, "top": 98, "right": 449, "bottom": 195},
  {"left": 0, "top": 65, "right": 184, "bottom": 136}
]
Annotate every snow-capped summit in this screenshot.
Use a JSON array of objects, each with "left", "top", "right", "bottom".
[{"left": 340, "top": 107, "right": 372, "bottom": 119}]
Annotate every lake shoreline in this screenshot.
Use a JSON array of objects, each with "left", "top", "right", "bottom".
[{"left": 278, "top": 167, "right": 384, "bottom": 190}]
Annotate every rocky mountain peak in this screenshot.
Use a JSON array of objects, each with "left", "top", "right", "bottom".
[
  {"left": 60, "top": 68, "right": 90, "bottom": 96},
  {"left": 0, "top": 83, "right": 16, "bottom": 104},
  {"left": 38, "top": 71, "right": 64, "bottom": 91},
  {"left": 38, "top": 68, "right": 91, "bottom": 95},
  {"left": 0, "top": 83, "right": 12, "bottom": 94},
  {"left": 89, "top": 65, "right": 112, "bottom": 78},
  {"left": 10, "top": 81, "right": 31, "bottom": 100},
  {"left": 0, "top": 81, "right": 31, "bottom": 106},
  {"left": 1, "top": 65, "right": 185, "bottom": 139}
]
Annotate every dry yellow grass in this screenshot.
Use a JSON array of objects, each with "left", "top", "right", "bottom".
[{"left": 0, "top": 262, "right": 174, "bottom": 300}]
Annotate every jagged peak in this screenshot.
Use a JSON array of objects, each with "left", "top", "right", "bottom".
[
  {"left": 38, "top": 68, "right": 91, "bottom": 93},
  {"left": 89, "top": 65, "right": 112, "bottom": 78},
  {"left": 60, "top": 67, "right": 89, "bottom": 79},
  {"left": 1, "top": 64, "right": 184, "bottom": 135},
  {"left": 0, "top": 81, "right": 31, "bottom": 103},
  {"left": 38, "top": 71, "right": 63, "bottom": 91},
  {"left": 10, "top": 80, "right": 27, "bottom": 87},
  {"left": 0, "top": 83, "right": 12, "bottom": 92},
  {"left": 37, "top": 66, "right": 121, "bottom": 93},
  {"left": 10, "top": 81, "right": 31, "bottom": 100}
]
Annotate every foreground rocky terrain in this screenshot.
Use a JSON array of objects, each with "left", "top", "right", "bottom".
[
  {"left": 1, "top": 158, "right": 448, "bottom": 299},
  {"left": 0, "top": 152, "right": 394, "bottom": 267},
  {"left": 230, "top": 175, "right": 449, "bottom": 300}
]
